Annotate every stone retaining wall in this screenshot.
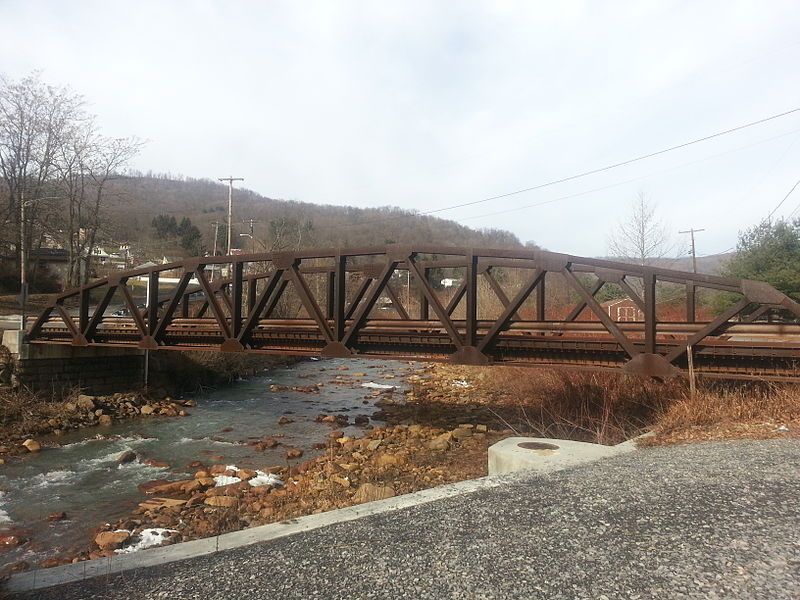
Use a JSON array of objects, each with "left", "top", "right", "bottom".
[
  {"left": 15, "top": 353, "right": 144, "bottom": 395},
  {"left": 2, "top": 329, "right": 144, "bottom": 395}
]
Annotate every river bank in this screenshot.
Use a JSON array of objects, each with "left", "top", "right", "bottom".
[
  {"left": 6, "top": 358, "right": 795, "bottom": 578},
  {"left": 1, "top": 358, "right": 509, "bottom": 575}
]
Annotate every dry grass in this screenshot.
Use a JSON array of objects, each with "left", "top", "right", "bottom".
[
  {"left": 645, "top": 383, "right": 800, "bottom": 445},
  {"left": 480, "top": 368, "right": 677, "bottom": 444},
  {"left": 424, "top": 365, "right": 800, "bottom": 446},
  {"left": 0, "top": 385, "right": 59, "bottom": 428}
]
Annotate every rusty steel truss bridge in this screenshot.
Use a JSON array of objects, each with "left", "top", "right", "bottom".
[{"left": 25, "top": 246, "right": 800, "bottom": 381}]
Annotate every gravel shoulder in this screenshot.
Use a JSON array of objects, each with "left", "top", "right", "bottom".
[{"left": 11, "top": 438, "right": 800, "bottom": 600}]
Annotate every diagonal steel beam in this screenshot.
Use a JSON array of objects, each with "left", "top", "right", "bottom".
[
  {"left": 565, "top": 278, "right": 605, "bottom": 321},
  {"left": 383, "top": 281, "right": 410, "bottom": 320},
  {"left": 55, "top": 302, "right": 80, "bottom": 338},
  {"left": 27, "top": 304, "right": 54, "bottom": 339},
  {"left": 345, "top": 276, "right": 373, "bottom": 320},
  {"left": 479, "top": 269, "right": 544, "bottom": 352},
  {"left": 153, "top": 271, "right": 194, "bottom": 342},
  {"left": 407, "top": 255, "right": 463, "bottom": 348},
  {"left": 665, "top": 298, "right": 749, "bottom": 363},
  {"left": 341, "top": 260, "right": 399, "bottom": 347},
  {"left": 263, "top": 279, "right": 288, "bottom": 319},
  {"left": 83, "top": 284, "right": 119, "bottom": 341},
  {"left": 196, "top": 269, "right": 233, "bottom": 339},
  {"left": 238, "top": 268, "right": 284, "bottom": 344},
  {"left": 119, "top": 281, "right": 148, "bottom": 337},
  {"left": 446, "top": 279, "right": 467, "bottom": 316},
  {"left": 617, "top": 277, "right": 646, "bottom": 313},
  {"left": 287, "top": 263, "right": 334, "bottom": 342},
  {"left": 563, "top": 268, "right": 639, "bottom": 358},
  {"left": 483, "top": 268, "right": 522, "bottom": 321}
]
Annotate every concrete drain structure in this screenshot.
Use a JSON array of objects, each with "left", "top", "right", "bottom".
[{"left": 488, "top": 436, "right": 637, "bottom": 476}]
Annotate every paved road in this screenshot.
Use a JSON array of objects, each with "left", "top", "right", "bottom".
[{"left": 14, "top": 439, "right": 800, "bottom": 599}]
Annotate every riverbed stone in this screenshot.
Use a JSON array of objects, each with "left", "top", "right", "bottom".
[
  {"left": 353, "top": 483, "right": 396, "bottom": 504},
  {"left": 22, "top": 438, "right": 41, "bottom": 452},
  {"left": 98, "top": 414, "right": 113, "bottom": 426},
  {"left": 140, "top": 404, "right": 155, "bottom": 415},
  {"left": 94, "top": 530, "right": 130, "bottom": 550},
  {"left": 204, "top": 496, "right": 238, "bottom": 508},
  {"left": 0, "top": 534, "right": 26, "bottom": 548},
  {"left": 117, "top": 450, "right": 137, "bottom": 464},
  {"left": 428, "top": 436, "right": 450, "bottom": 451},
  {"left": 451, "top": 427, "right": 472, "bottom": 441},
  {"left": 76, "top": 395, "right": 96, "bottom": 411}
]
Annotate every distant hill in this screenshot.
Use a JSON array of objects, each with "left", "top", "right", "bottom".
[
  {"left": 100, "top": 173, "right": 524, "bottom": 259},
  {"left": 652, "top": 253, "right": 734, "bottom": 275},
  {"left": 599, "top": 253, "right": 735, "bottom": 276}
]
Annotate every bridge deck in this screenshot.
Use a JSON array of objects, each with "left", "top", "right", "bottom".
[{"left": 25, "top": 245, "right": 800, "bottom": 381}]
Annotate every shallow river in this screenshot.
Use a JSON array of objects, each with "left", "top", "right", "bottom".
[{"left": 0, "top": 357, "right": 410, "bottom": 569}]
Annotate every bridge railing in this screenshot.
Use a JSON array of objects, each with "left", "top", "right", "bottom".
[{"left": 26, "top": 245, "right": 800, "bottom": 378}]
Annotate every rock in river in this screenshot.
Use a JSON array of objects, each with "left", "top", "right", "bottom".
[{"left": 22, "top": 439, "right": 41, "bottom": 452}]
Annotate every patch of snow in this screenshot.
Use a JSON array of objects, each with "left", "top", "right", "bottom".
[
  {"left": 115, "top": 528, "right": 176, "bottom": 554},
  {"left": 213, "top": 475, "right": 242, "bottom": 486},
  {"left": 361, "top": 382, "right": 396, "bottom": 390},
  {"left": 452, "top": 380, "right": 471, "bottom": 388},
  {"left": 248, "top": 471, "right": 283, "bottom": 488}
]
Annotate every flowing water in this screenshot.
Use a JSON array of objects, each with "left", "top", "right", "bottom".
[{"left": 0, "top": 358, "right": 410, "bottom": 569}]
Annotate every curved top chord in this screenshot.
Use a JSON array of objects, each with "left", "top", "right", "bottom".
[{"left": 25, "top": 245, "right": 800, "bottom": 381}]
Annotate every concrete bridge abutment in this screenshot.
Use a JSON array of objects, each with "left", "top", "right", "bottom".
[{"left": 1, "top": 326, "right": 144, "bottom": 396}]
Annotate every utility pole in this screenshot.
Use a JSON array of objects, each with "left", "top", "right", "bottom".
[
  {"left": 242, "top": 218, "right": 259, "bottom": 254},
  {"left": 218, "top": 176, "right": 244, "bottom": 255},
  {"left": 678, "top": 228, "right": 705, "bottom": 273},
  {"left": 210, "top": 220, "right": 221, "bottom": 281}
]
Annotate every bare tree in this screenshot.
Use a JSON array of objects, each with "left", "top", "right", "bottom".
[
  {"left": 0, "top": 72, "right": 83, "bottom": 281},
  {"left": 607, "top": 191, "right": 673, "bottom": 266},
  {"left": 0, "top": 72, "right": 142, "bottom": 289}
]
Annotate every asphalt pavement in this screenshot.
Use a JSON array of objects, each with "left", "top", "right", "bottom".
[{"left": 13, "top": 439, "right": 800, "bottom": 599}]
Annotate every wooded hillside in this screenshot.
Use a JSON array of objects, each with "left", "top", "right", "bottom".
[{"left": 101, "top": 172, "right": 525, "bottom": 257}]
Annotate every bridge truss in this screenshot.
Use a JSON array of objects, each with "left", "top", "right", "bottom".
[{"left": 26, "top": 246, "right": 800, "bottom": 380}]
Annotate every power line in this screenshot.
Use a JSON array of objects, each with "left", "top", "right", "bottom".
[
  {"left": 769, "top": 177, "right": 800, "bottom": 220},
  {"left": 456, "top": 125, "right": 800, "bottom": 223},
  {"left": 344, "top": 106, "right": 800, "bottom": 228}
]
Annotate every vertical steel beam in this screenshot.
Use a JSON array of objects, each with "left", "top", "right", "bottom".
[
  {"left": 643, "top": 271, "right": 656, "bottom": 354},
  {"left": 686, "top": 280, "right": 696, "bottom": 324},
  {"left": 231, "top": 261, "right": 244, "bottom": 337},
  {"left": 536, "top": 275, "right": 546, "bottom": 322},
  {"left": 147, "top": 271, "right": 159, "bottom": 336},
  {"left": 465, "top": 251, "right": 478, "bottom": 346},
  {"left": 79, "top": 287, "right": 90, "bottom": 334},
  {"left": 418, "top": 267, "right": 430, "bottom": 320},
  {"left": 334, "top": 255, "right": 346, "bottom": 341},
  {"left": 247, "top": 278, "right": 258, "bottom": 315},
  {"left": 181, "top": 293, "right": 190, "bottom": 318},
  {"left": 326, "top": 271, "right": 335, "bottom": 320}
]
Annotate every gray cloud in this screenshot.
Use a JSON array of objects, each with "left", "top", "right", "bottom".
[{"left": 2, "top": 0, "right": 799, "bottom": 256}]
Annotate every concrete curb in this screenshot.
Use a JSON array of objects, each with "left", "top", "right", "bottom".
[
  {"left": 7, "top": 435, "right": 648, "bottom": 594},
  {"left": 488, "top": 436, "right": 636, "bottom": 475},
  {"left": 6, "top": 477, "right": 503, "bottom": 594}
]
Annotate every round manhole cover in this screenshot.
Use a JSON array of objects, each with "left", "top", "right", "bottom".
[{"left": 517, "top": 441, "right": 560, "bottom": 451}]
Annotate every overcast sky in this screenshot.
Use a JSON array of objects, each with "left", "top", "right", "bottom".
[{"left": 2, "top": 1, "right": 799, "bottom": 257}]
